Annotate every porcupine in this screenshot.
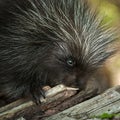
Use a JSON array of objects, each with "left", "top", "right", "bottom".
[{"left": 0, "top": 0, "right": 116, "bottom": 104}]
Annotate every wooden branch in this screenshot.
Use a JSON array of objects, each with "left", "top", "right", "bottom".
[
  {"left": 23, "top": 78, "right": 99, "bottom": 120},
  {"left": 0, "top": 85, "right": 77, "bottom": 120},
  {"left": 0, "top": 78, "right": 100, "bottom": 120},
  {"left": 42, "top": 78, "right": 99, "bottom": 117},
  {"left": 45, "top": 85, "right": 120, "bottom": 120}
]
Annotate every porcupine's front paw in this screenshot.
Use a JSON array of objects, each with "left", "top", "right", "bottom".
[{"left": 30, "top": 86, "right": 45, "bottom": 105}]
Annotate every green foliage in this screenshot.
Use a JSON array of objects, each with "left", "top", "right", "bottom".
[
  {"left": 92, "top": 113, "right": 120, "bottom": 119},
  {"left": 99, "top": 1, "right": 119, "bottom": 26},
  {"left": 90, "top": 0, "right": 120, "bottom": 26},
  {"left": 97, "top": 113, "right": 114, "bottom": 119}
]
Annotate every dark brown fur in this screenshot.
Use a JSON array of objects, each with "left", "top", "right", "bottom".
[{"left": 0, "top": 0, "right": 116, "bottom": 104}]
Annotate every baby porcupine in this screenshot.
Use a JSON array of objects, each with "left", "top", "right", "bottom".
[{"left": 0, "top": 0, "right": 116, "bottom": 104}]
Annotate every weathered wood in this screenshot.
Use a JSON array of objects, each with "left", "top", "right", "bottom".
[
  {"left": 0, "top": 85, "right": 77, "bottom": 120},
  {"left": 0, "top": 78, "right": 110, "bottom": 120},
  {"left": 45, "top": 85, "right": 120, "bottom": 120},
  {"left": 0, "top": 78, "right": 102, "bottom": 120}
]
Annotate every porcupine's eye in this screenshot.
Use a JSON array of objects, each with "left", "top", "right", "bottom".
[{"left": 66, "top": 57, "right": 75, "bottom": 67}]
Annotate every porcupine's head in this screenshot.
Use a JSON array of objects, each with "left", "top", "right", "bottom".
[
  {"left": 33, "top": 0, "right": 116, "bottom": 90},
  {"left": 18, "top": 0, "right": 116, "bottom": 90},
  {"left": 0, "top": 0, "right": 116, "bottom": 93}
]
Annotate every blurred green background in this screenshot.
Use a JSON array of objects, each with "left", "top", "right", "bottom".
[{"left": 90, "top": 0, "right": 120, "bottom": 86}]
